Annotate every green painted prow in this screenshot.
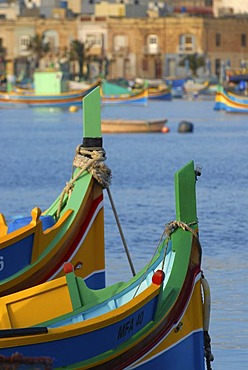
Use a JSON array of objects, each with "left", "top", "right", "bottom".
[
  {"left": 174, "top": 160, "right": 197, "bottom": 224},
  {"left": 82, "top": 86, "right": 102, "bottom": 147}
]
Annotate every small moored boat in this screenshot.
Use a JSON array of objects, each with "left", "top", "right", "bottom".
[
  {"left": 214, "top": 84, "right": 248, "bottom": 113},
  {"left": 0, "top": 70, "right": 99, "bottom": 109},
  {"left": 101, "top": 118, "right": 168, "bottom": 133},
  {"left": 101, "top": 81, "right": 148, "bottom": 105}
]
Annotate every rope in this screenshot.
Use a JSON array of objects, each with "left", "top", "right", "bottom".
[
  {"left": 201, "top": 272, "right": 214, "bottom": 370},
  {"left": 165, "top": 220, "right": 198, "bottom": 239},
  {"left": 56, "top": 145, "right": 112, "bottom": 219},
  {"left": 133, "top": 219, "right": 197, "bottom": 298},
  {"left": 204, "top": 330, "right": 214, "bottom": 370},
  {"left": 106, "top": 187, "right": 136, "bottom": 277}
]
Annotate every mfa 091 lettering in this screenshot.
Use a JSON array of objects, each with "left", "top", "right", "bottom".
[
  {"left": 0, "top": 256, "right": 4, "bottom": 271},
  {"left": 117, "top": 311, "right": 144, "bottom": 340}
]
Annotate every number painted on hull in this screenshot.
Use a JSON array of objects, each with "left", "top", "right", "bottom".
[
  {"left": 0, "top": 256, "right": 4, "bottom": 271},
  {"left": 117, "top": 310, "right": 144, "bottom": 340}
]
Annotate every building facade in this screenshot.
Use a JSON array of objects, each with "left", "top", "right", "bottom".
[{"left": 1, "top": 13, "right": 248, "bottom": 80}]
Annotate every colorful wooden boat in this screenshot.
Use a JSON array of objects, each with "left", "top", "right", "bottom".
[
  {"left": 0, "top": 89, "right": 95, "bottom": 108},
  {"left": 0, "top": 88, "right": 109, "bottom": 296},
  {"left": 135, "top": 78, "right": 172, "bottom": 100},
  {"left": 101, "top": 118, "right": 168, "bottom": 133},
  {"left": 214, "top": 84, "right": 248, "bottom": 113},
  {"left": 101, "top": 81, "right": 148, "bottom": 105},
  {"left": 184, "top": 78, "right": 210, "bottom": 97},
  {"left": 0, "top": 88, "right": 214, "bottom": 369},
  {"left": 0, "top": 70, "right": 99, "bottom": 109},
  {"left": 165, "top": 77, "right": 187, "bottom": 98},
  {"left": 226, "top": 67, "right": 248, "bottom": 83},
  {"left": 148, "top": 86, "right": 172, "bottom": 100}
]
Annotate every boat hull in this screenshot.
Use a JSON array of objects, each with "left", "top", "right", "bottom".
[
  {"left": 101, "top": 119, "right": 167, "bottom": 133},
  {"left": 148, "top": 89, "right": 172, "bottom": 100},
  {"left": 0, "top": 275, "right": 204, "bottom": 369},
  {"left": 0, "top": 85, "right": 97, "bottom": 109},
  {"left": 214, "top": 85, "right": 248, "bottom": 112},
  {"left": 101, "top": 89, "right": 148, "bottom": 105}
]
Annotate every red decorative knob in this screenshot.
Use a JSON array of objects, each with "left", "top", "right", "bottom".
[
  {"left": 152, "top": 270, "right": 165, "bottom": 285},
  {"left": 63, "top": 262, "right": 74, "bottom": 274}
]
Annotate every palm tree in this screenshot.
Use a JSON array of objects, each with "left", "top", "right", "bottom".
[
  {"left": 70, "top": 40, "right": 90, "bottom": 80},
  {"left": 179, "top": 53, "right": 205, "bottom": 77},
  {"left": 28, "top": 34, "right": 50, "bottom": 68}
]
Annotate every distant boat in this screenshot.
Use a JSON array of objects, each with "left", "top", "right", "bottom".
[
  {"left": 0, "top": 88, "right": 95, "bottom": 109},
  {"left": 184, "top": 78, "right": 210, "bottom": 96},
  {"left": 101, "top": 81, "right": 148, "bottom": 105},
  {"left": 226, "top": 67, "right": 248, "bottom": 83},
  {"left": 135, "top": 78, "right": 172, "bottom": 100},
  {"left": 214, "top": 84, "right": 248, "bottom": 113},
  {"left": 0, "top": 70, "right": 99, "bottom": 109},
  {"left": 101, "top": 118, "right": 168, "bottom": 133},
  {"left": 164, "top": 77, "right": 186, "bottom": 98}
]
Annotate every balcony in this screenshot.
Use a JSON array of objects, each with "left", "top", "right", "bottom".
[
  {"left": 112, "top": 46, "right": 129, "bottom": 58},
  {"left": 144, "top": 44, "right": 160, "bottom": 55},
  {"left": 177, "top": 44, "right": 196, "bottom": 55}
]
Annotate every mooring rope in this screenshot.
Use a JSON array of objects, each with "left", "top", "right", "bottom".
[
  {"left": 165, "top": 220, "right": 198, "bottom": 239},
  {"left": 133, "top": 219, "right": 198, "bottom": 298},
  {"left": 56, "top": 145, "right": 111, "bottom": 219},
  {"left": 201, "top": 272, "right": 215, "bottom": 370},
  {"left": 56, "top": 144, "right": 136, "bottom": 277}
]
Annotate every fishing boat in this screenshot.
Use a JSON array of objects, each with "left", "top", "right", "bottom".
[
  {"left": 184, "top": 78, "right": 210, "bottom": 97},
  {"left": 0, "top": 70, "right": 99, "bottom": 109},
  {"left": 165, "top": 77, "right": 187, "bottom": 98},
  {"left": 0, "top": 87, "right": 214, "bottom": 369},
  {"left": 214, "top": 84, "right": 248, "bottom": 113},
  {"left": 0, "top": 89, "right": 109, "bottom": 296},
  {"left": 135, "top": 78, "right": 172, "bottom": 100},
  {"left": 101, "top": 118, "right": 168, "bottom": 133},
  {"left": 101, "top": 81, "right": 148, "bottom": 105},
  {"left": 148, "top": 86, "right": 172, "bottom": 100}
]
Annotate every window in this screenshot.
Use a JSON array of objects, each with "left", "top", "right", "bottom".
[
  {"left": 86, "top": 34, "right": 102, "bottom": 48},
  {"left": 113, "top": 35, "right": 127, "bottom": 52},
  {"left": 241, "top": 34, "right": 246, "bottom": 47},
  {"left": 148, "top": 35, "right": 158, "bottom": 46},
  {"left": 19, "top": 35, "right": 30, "bottom": 52},
  {"left": 216, "top": 33, "right": 221, "bottom": 47},
  {"left": 147, "top": 34, "right": 158, "bottom": 54},
  {"left": 179, "top": 34, "right": 195, "bottom": 53}
]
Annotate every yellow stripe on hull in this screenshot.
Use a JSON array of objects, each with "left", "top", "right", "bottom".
[{"left": 132, "top": 277, "right": 204, "bottom": 366}]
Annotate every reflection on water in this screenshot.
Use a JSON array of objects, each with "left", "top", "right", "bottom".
[{"left": 1, "top": 99, "right": 248, "bottom": 369}]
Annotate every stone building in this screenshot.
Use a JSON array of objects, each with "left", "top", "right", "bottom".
[{"left": 1, "top": 13, "right": 248, "bottom": 80}]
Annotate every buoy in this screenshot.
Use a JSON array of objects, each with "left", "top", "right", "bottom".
[
  {"left": 178, "top": 120, "right": 194, "bottom": 133},
  {"left": 69, "top": 105, "right": 79, "bottom": 113},
  {"left": 152, "top": 270, "right": 165, "bottom": 285},
  {"left": 63, "top": 262, "right": 74, "bottom": 274},
  {"left": 162, "top": 126, "right": 170, "bottom": 133}
]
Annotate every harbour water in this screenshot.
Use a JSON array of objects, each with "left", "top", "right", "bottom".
[{"left": 0, "top": 97, "right": 248, "bottom": 369}]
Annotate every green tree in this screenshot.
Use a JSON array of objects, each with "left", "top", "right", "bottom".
[
  {"left": 28, "top": 34, "right": 50, "bottom": 68},
  {"left": 70, "top": 40, "right": 90, "bottom": 80},
  {"left": 179, "top": 53, "right": 205, "bottom": 77}
]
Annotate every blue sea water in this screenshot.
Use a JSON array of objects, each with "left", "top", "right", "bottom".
[{"left": 0, "top": 98, "right": 248, "bottom": 369}]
